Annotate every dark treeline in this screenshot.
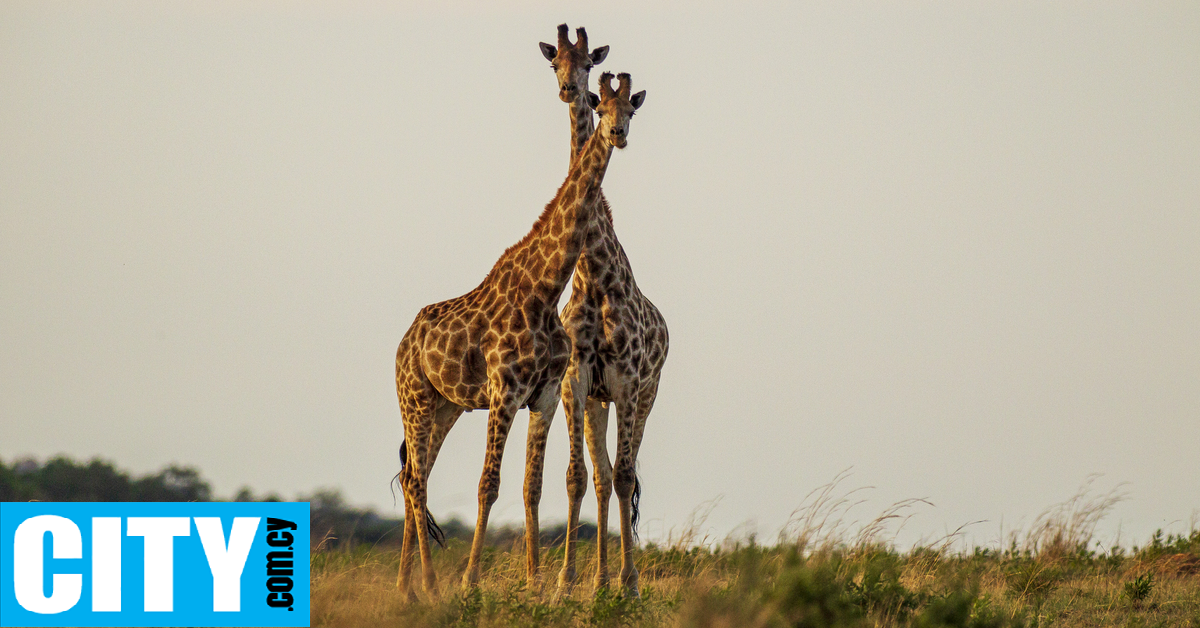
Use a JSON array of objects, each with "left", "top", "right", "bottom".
[
  {"left": 1, "top": 456, "right": 212, "bottom": 502},
  {"left": 0, "top": 456, "right": 600, "bottom": 550}
]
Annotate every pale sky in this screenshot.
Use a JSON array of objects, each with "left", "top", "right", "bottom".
[{"left": 2, "top": 1, "right": 1198, "bottom": 549}]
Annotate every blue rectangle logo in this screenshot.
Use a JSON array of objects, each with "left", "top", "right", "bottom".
[{"left": 1, "top": 502, "right": 309, "bottom": 627}]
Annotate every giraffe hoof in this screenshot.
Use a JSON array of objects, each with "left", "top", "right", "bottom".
[
  {"left": 556, "top": 570, "right": 577, "bottom": 598},
  {"left": 622, "top": 568, "right": 640, "bottom": 599},
  {"left": 462, "top": 571, "right": 480, "bottom": 589}
]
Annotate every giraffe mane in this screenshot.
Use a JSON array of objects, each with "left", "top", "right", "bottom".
[
  {"left": 600, "top": 194, "right": 614, "bottom": 225},
  {"left": 479, "top": 176, "right": 574, "bottom": 284},
  {"left": 480, "top": 168, "right": 614, "bottom": 287}
]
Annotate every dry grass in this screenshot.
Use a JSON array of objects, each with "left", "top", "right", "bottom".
[
  {"left": 308, "top": 543, "right": 1200, "bottom": 627},
  {"left": 1012, "top": 475, "right": 1128, "bottom": 562},
  {"left": 307, "top": 478, "right": 1199, "bottom": 628},
  {"left": 776, "top": 469, "right": 934, "bottom": 557}
]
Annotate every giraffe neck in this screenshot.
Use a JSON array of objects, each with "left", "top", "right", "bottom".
[
  {"left": 494, "top": 129, "right": 614, "bottom": 305},
  {"left": 568, "top": 92, "right": 595, "bottom": 160},
  {"left": 568, "top": 90, "right": 615, "bottom": 229},
  {"left": 571, "top": 122, "right": 614, "bottom": 197}
]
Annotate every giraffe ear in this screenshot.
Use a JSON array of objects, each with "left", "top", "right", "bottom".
[
  {"left": 539, "top": 42, "right": 557, "bottom": 62},
  {"left": 630, "top": 90, "right": 646, "bottom": 109},
  {"left": 587, "top": 91, "right": 600, "bottom": 109},
  {"left": 589, "top": 45, "right": 609, "bottom": 65}
]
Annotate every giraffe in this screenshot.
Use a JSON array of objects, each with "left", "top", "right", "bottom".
[
  {"left": 393, "top": 70, "right": 646, "bottom": 599},
  {"left": 540, "top": 26, "right": 669, "bottom": 599}
]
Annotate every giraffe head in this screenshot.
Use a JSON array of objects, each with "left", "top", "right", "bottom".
[
  {"left": 593, "top": 72, "right": 645, "bottom": 150},
  {"left": 540, "top": 24, "right": 609, "bottom": 105}
]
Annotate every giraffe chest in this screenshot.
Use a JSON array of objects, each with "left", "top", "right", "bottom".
[
  {"left": 422, "top": 303, "right": 570, "bottom": 410},
  {"left": 564, "top": 291, "right": 649, "bottom": 390},
  {"left": 482, "top": 306, "right": 570, "bottom": 404}
]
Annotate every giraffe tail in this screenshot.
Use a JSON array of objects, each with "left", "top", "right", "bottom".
[
  {"left": 398, "top": 439, "right": 447, "bottom": 548},
  {"left": 630, "top": 463, "right": 642, "bottom": 543}
]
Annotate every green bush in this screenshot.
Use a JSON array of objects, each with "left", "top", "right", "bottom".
[{"left": 1123, "top": 574, "right": 1154, "bottom": 608}]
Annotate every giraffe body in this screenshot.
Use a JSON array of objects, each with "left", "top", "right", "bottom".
[
  {"left": 541, "top": 26, "right": 668, "bottom": 599},
  {"left": 394, "top": 66, "right": 642, "bottom": 599},
  {"left": 559, "top": 203, "right": 668, "bottom": 599}
]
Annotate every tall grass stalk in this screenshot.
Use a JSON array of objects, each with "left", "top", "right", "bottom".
[{"left": 307, "top": 478, "right": 1197, "bottom": 628}]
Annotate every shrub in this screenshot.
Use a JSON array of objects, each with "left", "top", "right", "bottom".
[{"left": 1123, "top": 573, "right": 1154, "bottom": 609}]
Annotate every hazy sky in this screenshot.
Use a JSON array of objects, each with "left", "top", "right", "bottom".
[{"left": 3, "top": 1, "right": 1197, "bottom": 549}]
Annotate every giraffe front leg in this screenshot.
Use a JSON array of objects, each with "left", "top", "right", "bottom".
[
  {"left": 612, "top": 393, "right": 640, "bottom": 599},
  {"left": 523, "top": 398, "right": 558, "bottom": 584},
  {"left": 463, "top": 398, "right": 518, "bottom": 588},
  {"left": 584, "top": 398, "right": 613, "bottom": 592},
  {"left": 557, "top": 367, "right": 589, "bottom": 596}
]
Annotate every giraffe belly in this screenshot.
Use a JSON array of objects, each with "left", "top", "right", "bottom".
[
  {"left": 589, "top": 359, "right": 612, "bottom": 402},
  {"left": 434, "top": 381, "right": 490, "bottom": 411}
]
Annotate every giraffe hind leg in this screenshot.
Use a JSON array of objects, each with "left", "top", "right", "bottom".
[
  {"left": 627, "top": 378, "right": 660, "bottom": 546},
  {"left": 397, "top": 474, "right": 419, "bottom": 602},
  {"left": 583, "top": 397, "right": 613, "bottom": 592},
  {"left": 611, "top": 387, "right": 642, "bottom": 599},
  {"left": 408, "top": 447, "right": 447, "bottom": 548},
  {"left": 557, "top": 365, "right": 590, "bottom": 596},
  {"left": 523, "top": 387, "right": 561, "bottom": 584},
  {"left": 398, "top": 392, "right": 441, "bottom": 598},
  {"left": 417, "top": 402, "right": 465, "bottom": 549},
  {"left": 398, "top": 440, "right": 446, "bottom": 548}
]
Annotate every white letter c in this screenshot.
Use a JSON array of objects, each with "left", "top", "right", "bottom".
[{"left": 13, "top": 515, "right": 83, "bottom": 614}]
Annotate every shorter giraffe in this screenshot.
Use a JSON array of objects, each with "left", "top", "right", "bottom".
[
  {"left": 539, "top": 30, "right": 668, "bottom": 599},
  {"left": 394, "top": 70, "right": 646, "bottom": 600}
]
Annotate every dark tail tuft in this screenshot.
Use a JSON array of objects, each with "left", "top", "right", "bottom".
[
  {"left": 389, "top": 469, "right": 402, "bottom": 508},
  {"left": 397, "top": 439, "right": 446, "bottom": 548},
  {"left": 427, "top": 511, "right": 446, "bottom": 548},
  {"left": 631, "top": 467, "right": 642, "bottom": 543}
]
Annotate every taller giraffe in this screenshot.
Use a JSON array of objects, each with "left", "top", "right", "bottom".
[
  {"left": 540, "top": 26, "right": 669, "bottom": 598},
  {"left": 393, "top": 69, "right": 645, "bottom": 599}
]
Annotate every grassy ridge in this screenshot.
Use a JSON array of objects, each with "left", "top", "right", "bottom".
[
  {"left": 8, "top": 457, "right": 1196, "bottom": 625},
  {"left": 310, "top": 532, "right": 1200, "bottom": 628},
  {"left": 311, "top": 477, "right": 1198, "bottom": 627}
]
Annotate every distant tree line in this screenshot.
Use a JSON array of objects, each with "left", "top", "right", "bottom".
[
  {"left": 1, "top": 456, "right": 601, "bottom": 549},
  {"left": 0, "top": 456, "right": 211, "bottom": 502}
]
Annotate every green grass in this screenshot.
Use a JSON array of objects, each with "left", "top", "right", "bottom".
[
  {"left": 309, "top": 535, "right": 1200, "bottom": 628},
  {"left": 310, "top": 478, "right": 1199, "bottom": 627}
]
